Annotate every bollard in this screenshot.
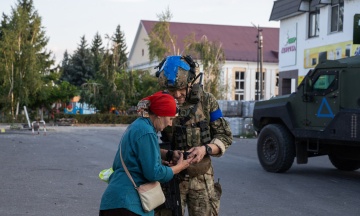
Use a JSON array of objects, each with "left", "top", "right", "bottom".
[
  {"left": 41, "top": 120, "right": 47, "bottom": 136},
  {"left": 32, "top": 120, "right": 46, "bottom": 136}
]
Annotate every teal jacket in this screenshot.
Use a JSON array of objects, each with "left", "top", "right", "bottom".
[{"left": 100, "top": 117, "right": 174, "bottom": 215}]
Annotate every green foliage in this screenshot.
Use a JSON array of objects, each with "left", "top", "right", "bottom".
[
  {"left": 57, "top": 26, "right": 129, "bottom": 113},
  {"left": 29, "top": 68, "right": 76, "bottom": 109},
  {"left": 114, "top": 69, "right": 160, "bottom": 107},
  {"left": 79, "top": 80, "right": 101, "bottom": 110},
  {"left": 75, "top": 25, "right": 130, "bottom": 113},
  {"left": 91, "top": 32, "right": 104, "bottom": 74},
  {"left": 146, "top": 8, "right": 226, "bottom": 99},
  {"left": 71, "top": 25, "right": 158, "bottom": 113},
  {"left": 54, "top": 113, "right": 137, "bottom": 124},
  {"left": 132, "top": 70, "right": 161, "bottom": 103},
  {"left": 61, "top": 35, "right": 95, "bottom": 86},
  {"left": 82, "top": 28, "right": 123, "bottom": 112},
  {"left": 0, "top": 113, "right": 27, "bottom": 123},
  {"left": 0, "top": 0, "right": 54, "bottom": 116},
  {"left": 81, "top": 79, "right": 123, "bottom": 113},
  {"left": 185, "top": 35, "right": 226, "bottom": 98},
  {"left": 59, "top": 50, "right": 71, "bottom": 81},
  {"left": 111, "top": 25, "right": 128, "bottom": 70},
  {"left": 0, "top": 2, "right": 168, "bottom": 118},
  {"left": 51, "top": 81, "right": 78, "bottom": 104},
  {"left": 146, "top": 7, "right": 178, "bottom": 62}
]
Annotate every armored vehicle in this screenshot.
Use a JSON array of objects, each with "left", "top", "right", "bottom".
[{"left": 253, "top": 55, "right": 360, "bottom": 173}]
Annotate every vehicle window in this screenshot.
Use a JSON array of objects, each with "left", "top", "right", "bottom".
[{"left": 313, "top": 74, "right": 336, "bottom": 90}]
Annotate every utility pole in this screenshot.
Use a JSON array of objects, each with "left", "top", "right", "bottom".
[
  {"left": 255, "top": 31, "right": 260, "bottom": 101},
  {"left": 253, "top": 24, "right": 263, "bottom": 100},
  {"left": 259, "top": 30, "right": 263, "bottom": 100}
]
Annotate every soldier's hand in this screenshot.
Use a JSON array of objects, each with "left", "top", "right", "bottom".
[{"left": 186, "top": 146, "right": 206, "bottom": 164}]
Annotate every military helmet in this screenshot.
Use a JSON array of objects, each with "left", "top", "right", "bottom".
[{"left": 156, "top": 55, "right": 197, "bottom": 90}]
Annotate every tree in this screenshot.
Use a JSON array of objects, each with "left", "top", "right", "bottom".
[
  {"left": 111, "top": 25, "right": 128, "bottom": 71},
  {"left": 79, "top": 80, "right": 101, "bottom": 110},
  {"left": 91, "top": 32, "right": 104, "bottom": 74},
  {"left": 0, "top": 13, "right": 15, "bottom": 112},
  {"left": 146, "top": 8, "right": 226, "bottom": 98},
  {"left": 115, "top": 69, "right": 160, "bottom": 108},
  {"left": 185, "top": 35, "right": 225, "bottom": 98},
  {"left": 59, "top": 50, "right": 73, "bottom": 83},
  {"left": 131, "top": 70, "right": 160, "bottom": 102},
  {"left": 146, "top": 7, "right": 179, "bottom": 62},
  {"left": 67, "top": 35, "right": 95, "bottom": 86},
  {"left": 83, "top": 27, "right": 129, "bottom": 113},
  {"left": 52, "top": 81, "right": 78, "bottom": 104},
  {"left": 32, "top": 70, "right": 78, "bottom": 117},
  {"left": 0, "top": 0, "right": 54, "bottom": 117},
  {"left": 85, "top": 35, "right": 119, "bottom": 112}
]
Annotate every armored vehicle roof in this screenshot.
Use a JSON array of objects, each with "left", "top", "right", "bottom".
[{"left": 316, "top": 55, "right": 360, "bottom": 69}]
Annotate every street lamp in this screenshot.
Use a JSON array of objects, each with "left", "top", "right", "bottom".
[{"left": 252, "top": 23, "right": 263, "bottom": 100}]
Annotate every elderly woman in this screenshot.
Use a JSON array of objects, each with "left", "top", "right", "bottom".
[{"left": 99, "top": 91, "right": 191, "bottom": 216}]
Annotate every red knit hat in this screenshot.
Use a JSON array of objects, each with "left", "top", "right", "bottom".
[{"left": 141, "top": 91, "right": 177, "bottom": 117}]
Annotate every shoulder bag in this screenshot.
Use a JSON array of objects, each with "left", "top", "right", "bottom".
[{"left": 119, "top": 136, "right": 165, "bottom": 212}]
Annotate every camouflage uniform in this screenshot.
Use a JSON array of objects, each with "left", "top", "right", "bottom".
[{"left": 155, "top": 55, "right": 233, "bottom": 216}]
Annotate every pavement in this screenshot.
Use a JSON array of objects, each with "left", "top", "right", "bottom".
[
  {"left": 0, "top": 123, "right": 128, "bottom": 134},
  {"left": 0, "top": 125, "right": 127, "bottom": 216}
]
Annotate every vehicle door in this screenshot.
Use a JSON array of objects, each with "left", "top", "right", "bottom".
[{"left": 305, "top": 69, "right": 340, "bottom": 129}]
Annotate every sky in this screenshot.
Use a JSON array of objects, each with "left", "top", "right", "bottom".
[{"left": 0, "top": 0, "right": 280, "bottom": 65}]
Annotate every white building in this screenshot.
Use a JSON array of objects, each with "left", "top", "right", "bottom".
[
  {"left": 128, "top": 20, "right": 280, "bottom": 100},
  {"left": 270, "top": 0, "right": 360, "bottom": 95}
]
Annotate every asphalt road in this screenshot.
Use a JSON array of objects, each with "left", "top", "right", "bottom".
[{"left": 0, "top": 126, "right": 359, "bottom": 216}]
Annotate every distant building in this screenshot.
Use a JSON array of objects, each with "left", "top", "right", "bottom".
[
  {"left": 270, "top": 0, "right": 360, "bottom": 95},
  {"left": 128, "top": 20, "right": 280, "bottom": 100}
]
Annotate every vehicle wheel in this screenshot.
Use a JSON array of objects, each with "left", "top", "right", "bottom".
[
  {"left": 257, "top": 124, "right": 295, "bottom": 173},
  {"left": 328, "top": 154, "right": 360, "bottom": 171}
]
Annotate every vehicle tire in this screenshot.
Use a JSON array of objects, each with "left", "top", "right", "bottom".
[
  {"left": 257, "top": 124, "right": 295, "bottom": 173},
  {"left": 328, "top": 154, "right": 360, "bottom": 171}
]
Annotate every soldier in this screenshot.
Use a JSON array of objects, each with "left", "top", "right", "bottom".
[{"left": 155, "top": 55, "right": 233, "bottom": 216}]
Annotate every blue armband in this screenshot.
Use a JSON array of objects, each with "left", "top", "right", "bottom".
[{"left": 210, "top": 108, "right": 223, "bottom": 122}]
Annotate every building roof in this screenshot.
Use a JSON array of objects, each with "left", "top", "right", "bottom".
[
  {"left": 141, "top": 20, "right": 279, "bottom": 63},
  {"left": 269, "top": 0, "right": 307, "bottom": 21}
]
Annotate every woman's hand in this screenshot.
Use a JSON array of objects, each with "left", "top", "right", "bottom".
[
  {"left": 171, "top": 152, "right": 192, "bottom": 174},
  {"left": 162, "top": 159, "right": 170, "bottom": 166},
  {"left": 167, "top": 150, "right": 182, "bottom": 166}
]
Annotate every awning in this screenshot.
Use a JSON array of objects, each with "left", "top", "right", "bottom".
[{"left": 269, "top": 0, "right": 310, "bottom": 21}]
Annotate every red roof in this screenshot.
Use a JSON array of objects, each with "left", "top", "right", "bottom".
[{"left": 142, "top": 20, "right": 279, "bottom": 63}]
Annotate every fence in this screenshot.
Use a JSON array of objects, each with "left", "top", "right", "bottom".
[{"left": 218, "top": 100, "right": 256, "bottom": 137}]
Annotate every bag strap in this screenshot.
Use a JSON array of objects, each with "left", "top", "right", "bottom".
[{"left": 119, "top": 128, "right": 138, "bottom": 189}]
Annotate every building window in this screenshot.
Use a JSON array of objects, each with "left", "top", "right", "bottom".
[
  {"left": 330, "top": 0, "right": 344, "bottom": 33},
  {"left": 235, "top": 71, "right": 245, "bottom": 100},
  {"left": 309, "top": 7, "right": 320, "bottom": 38},
  {"left": 255, "top": 72, "right": 265, "bottom": 100},
  {"left": 142, "top": 49, "right": 144, "bottom": 56}
]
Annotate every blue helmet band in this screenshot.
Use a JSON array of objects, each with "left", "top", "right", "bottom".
[{"left": 160, "top": 56, "right": 190, "bottom": 86}]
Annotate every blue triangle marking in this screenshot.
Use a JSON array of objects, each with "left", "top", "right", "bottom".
[{"left": 317, "top": 97, "right": 334, "bottom": 118}]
